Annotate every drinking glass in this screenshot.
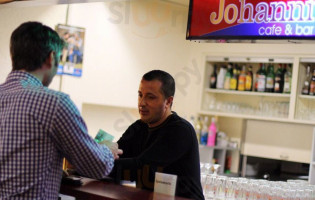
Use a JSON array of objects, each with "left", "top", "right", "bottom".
[
  {"left": 213, "top": 164, "right": 221, "bottom": 175},
  {"left": 225, "top": 177, "right": 238, "bottom": 200},
  {"left": 200, "top": 162, "right": 205, "bottom": 174},
  {"left": 201, "top": 173, "right": 207, "bottom": 194},
  {"left": 205, "top": 163, "right": 212, "bottom": 175},
  {"left": 204, "top": 174, "right": 217, "bottom": 199},
  {"left": 215, "top": 176, "right": 227, "bottom": 200}
]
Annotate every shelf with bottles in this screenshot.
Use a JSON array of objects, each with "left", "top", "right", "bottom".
[
  {"left": 202, "top": 56, "right": 293, "bottom": 122},
  {"left": 206, "top": 60, "right": 293, "bottom": 95},
  {"left": 192, "top": 115, "right": 240, "bottom": 174},
  {"left": 295, "top": 59, "right": 315, "bottom": 122}
]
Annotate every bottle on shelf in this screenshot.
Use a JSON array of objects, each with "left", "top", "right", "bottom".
[
  {"left": 216, "top": 65, "right": 227, "bottom": 89},
  {"left": 265, "top": 64, "right": 275, "bottom": 93},
  {"left": 200, "top": 116, "right": 209, "bottom": 145},
  {"left": 224, "top": 64, "right": 233, "bottom": 90},
  {"left": 210, "top": 65, "right": 218, "bottom": 89},
  {"left": 245, "top": 65, "right": 253, "bottom": 91},
  {"left": 274, "top": 64, "right": 284, "bottom": 93},
  {"left": 283, "top": 64, "right": 292, "bottom": 94},
  {"left": 256, "top": 63, "right": 267, "bottom": 92},
  {"left": 309, "top": 69, "right": 315, "bottom": 95},
  {"left": 207, "top": 117, "right": 217, "bottom": 147},
  {"left": 194, "top": 116, "right": 202, "bottom": 144},
  {"left": 237, "top": 65, "right": 246, "bottom": 91},
  {"left": 230, "top": 67, "right": 238, "bottom": 90},
  {"left": 188, "top": 116, "right": 195, "bottom": 128},
  {"left": 302, "top": 65, "right": 311, "bottom": 95}
]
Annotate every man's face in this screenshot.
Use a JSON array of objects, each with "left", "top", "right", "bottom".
[{"left": 138, "top": 79, "right": 172, "bottom": 127}]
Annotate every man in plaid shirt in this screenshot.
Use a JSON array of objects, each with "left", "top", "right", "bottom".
[{"left": 0, "top": 21, "right": 122, "bottom": 199}]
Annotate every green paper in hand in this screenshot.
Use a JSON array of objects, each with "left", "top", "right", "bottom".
[{"left": 94, "top": 129, "right": 114, "bottom": 143}]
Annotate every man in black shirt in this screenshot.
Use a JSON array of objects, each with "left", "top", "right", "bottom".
[{"left": 112, "top": 70, "right": 204, "bottom": 200}]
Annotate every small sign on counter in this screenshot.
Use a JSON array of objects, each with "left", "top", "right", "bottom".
[{"left": 154, "top": 172, "right": 177, "bottom": 196}]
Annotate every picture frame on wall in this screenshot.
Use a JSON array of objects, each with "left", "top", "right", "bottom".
[{"left": 55, "top": 24, "right": 85, "bottom": 77}]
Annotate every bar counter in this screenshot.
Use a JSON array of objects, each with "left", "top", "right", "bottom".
[{"left": 60, "top": 177, "right": 192, "bottom": 200}]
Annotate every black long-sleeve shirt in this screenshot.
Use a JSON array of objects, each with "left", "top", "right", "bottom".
[{"left": 113, "top": 112, "right": 204, "bottom": 200}]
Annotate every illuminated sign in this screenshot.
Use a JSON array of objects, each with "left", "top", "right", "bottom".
[{"left": 186, "top": 0, "right": 315, "bottom": 40}]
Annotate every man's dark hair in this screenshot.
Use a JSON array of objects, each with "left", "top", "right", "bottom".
[
  {"left": 142, "top": 70, "right": 175, "bottom": 98},
  {"left": 10, "top": 21, "right": 65, "bottom": 71}
]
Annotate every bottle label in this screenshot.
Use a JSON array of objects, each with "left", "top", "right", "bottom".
[
  {"left": 310, "top": 83, "right": 315, "bottom": 95},
  {"left": 216, "top": 69, "right": 226, "bottom": 89},
  {"left": 210, "top": 76, "right": 217, "bottom": 88},
  {"left": 266, "top": 77, "right": 274, "bottom": 89},
  {"left": 245, "top": 76, "right": 252, "bottom": 91},
  {"left": 257, "top": 75, "right": 266, "bottom": 92},
  {"left": 283, "top": 77, "right": 291, "bottom": 93},
  {"left": 274, "top": 82, "right": 280, "bottom": 91},
  {"left": 302, "top": 81, "right": 310, "bottom": 95},
  {"left": 283, "top": 82, "right": 291, "bottom": 93},
  {"left": 224, "top": 77, "right": 230, "bottom": 90},
  {"left": 238, "top": 76, "right": 246, "bottom": 91},
  {"left": 230, "top": 78, "right": 237, "bottom": 90}
]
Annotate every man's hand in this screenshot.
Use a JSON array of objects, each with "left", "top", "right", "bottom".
[{"left": 100, "top": 140, "right": 123, "bottom": 160}]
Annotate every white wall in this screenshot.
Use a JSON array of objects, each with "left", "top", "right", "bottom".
[{"left": 0, "top": 5, "right": 68, "bottom": 81}]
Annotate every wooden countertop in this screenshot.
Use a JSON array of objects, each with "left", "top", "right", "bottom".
[{"left": 60, "top": 177, "right": 192, "bottom": 200}]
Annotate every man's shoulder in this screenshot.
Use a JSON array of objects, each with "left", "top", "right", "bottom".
[
  {"left": 161, "top": 113, "right": 195, "bottom": 137},
  {"left": 42, "top": 87, "right": 68, "bottom": 98},
  {"left": 168, "top": 113, "right": 193, "bottom": 129},
  {"left": 32, "top": 87, "right": 70, "bottom": 104}
]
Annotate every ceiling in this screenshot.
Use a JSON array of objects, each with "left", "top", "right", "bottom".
[
  {"left": 163, "top": 0, "right": 189, "bottom": 6},
  {"left": 0, "top": 0, "right": 190, "bottom": 7}
]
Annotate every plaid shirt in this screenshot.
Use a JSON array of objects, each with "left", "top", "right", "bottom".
[{"left": 0, "top": 71, "right": 114, "bottom": 199}]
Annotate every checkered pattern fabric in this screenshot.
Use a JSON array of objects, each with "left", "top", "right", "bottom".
[{"left": 0, "top": 71, "right": 114, "bottom": 200}]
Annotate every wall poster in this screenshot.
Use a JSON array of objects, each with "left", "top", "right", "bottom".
[{"left": 55, "top": 24, "right": 85, "bottom": 77}]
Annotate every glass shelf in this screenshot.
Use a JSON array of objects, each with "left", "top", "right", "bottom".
[{"left": 205, "top": 88, "right": 291, "bottom": 98}]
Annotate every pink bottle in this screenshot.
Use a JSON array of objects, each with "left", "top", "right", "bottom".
[{"left": 207, "top": 117, "right": 216, "bottom": 146}]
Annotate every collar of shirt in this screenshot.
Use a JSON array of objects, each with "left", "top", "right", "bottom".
[{"left": 5, "top": 70, "right": 43, "bottom": 87}]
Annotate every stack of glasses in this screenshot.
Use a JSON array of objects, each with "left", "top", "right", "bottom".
[{"left": 200, "top": 164, "right": 315, "bottom": 200}]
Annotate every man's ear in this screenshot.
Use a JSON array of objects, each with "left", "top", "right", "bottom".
[
  {"left": 166, "top": 96, "right": 174, "bottom": 107},
  {"left": 44, "top": 51, "right": 54, "bottom": 69}
]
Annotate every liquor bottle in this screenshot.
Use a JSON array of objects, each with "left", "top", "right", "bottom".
[
  {"left": 210, "top": 65, "right": 218, "bottom": 88},
  {"left": 256, "top": 63, "right": 267, "bottom": 92},
  {"left": 207, "top": 117, "right": 217, "bottom": 147},
  {"left": 283, "top": 64, "right": 292, "bottom": 94},
  {"left": 245, "top": 65, "right": 253, "bottom": 91},
  {"left": 224, "top": 64, "right": 232, "bottom": 90},
  {"left": 230, "top": 67, "right": 238, "bottom": 90},
  {"left": 194, "top": 116, "right": 202, "bottom": 144},
  {"left": 309, "top": 69, "right": 315, "bottom": 95},
  {"left": 238, "top": 65, "right": 246, "bottom": 91},
  {"left": 302, "top": 65, "right": 311, "bottom": 95},
  {"left": 265, "top": 64, "right": 275, "bottom": 92},
  {"left": 274, "top": 64, "right": 284, "bottom": 93},
  {"left": 200, "top": 116, "right": 209, "bottom": 145},
  {"left": 282, "top": 64, "right": 287, "bottom": 77},
  {"left": 216, "top": 65, "right": 226, "bottom": 89},
  {"left": 188, "top": 116, "right": 195, "bottom": 128}
]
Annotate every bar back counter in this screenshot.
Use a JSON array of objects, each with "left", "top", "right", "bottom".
[{"left": 60, "top": 177, "right": 192, "bottom": 200}]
